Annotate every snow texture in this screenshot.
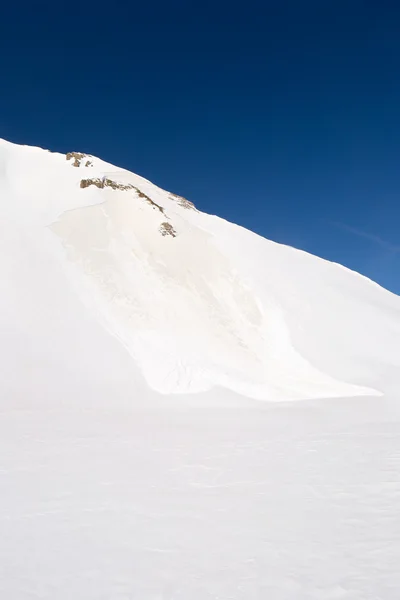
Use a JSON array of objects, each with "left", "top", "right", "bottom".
[{"left": 1, "top": 138, "right": 400, "bottom": 599}]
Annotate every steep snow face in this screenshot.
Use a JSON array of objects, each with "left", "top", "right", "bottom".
[{"left": 0, "top": 138, "right": 399, "bottom": 402}]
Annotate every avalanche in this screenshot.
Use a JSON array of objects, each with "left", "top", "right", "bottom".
[{"left": 0, "top": 138, "right": 399, "bottom": 403}]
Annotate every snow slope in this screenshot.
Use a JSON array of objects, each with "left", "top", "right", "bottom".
[
  {"left": 1, "top": 138, "right": 400, "bottom": 600},
  {"left": 0, "top": 138, "right": 399, "bottom": 403}
]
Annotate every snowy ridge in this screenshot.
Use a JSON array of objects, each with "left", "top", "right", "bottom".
[{"left": 0, "top": 137, "right": 399, "bottom": 402}]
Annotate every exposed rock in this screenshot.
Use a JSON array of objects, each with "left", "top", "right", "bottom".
[
  {"left": 80, "top": 178, "right": 134, "bottom": 191},
  {"left": 80, "top": 178, "right": 103, "bottom": 189},
  {"left": 66, "top": 152, "right": 92, "bottom": 167},
  {"left": 159, "top": 222, "right": 177, "bottom": 237},
  {"left": 79, "top": 179, "right": 165, "bottom": 214},
  {"left": 104, "top": 179, "right": 134, "bottom": 191},
  {"left": 169, "top": 192, "right": 197, "bottom": 211},
  {"left": 134, "top": 188, "right": 164, "bottom": 213}
]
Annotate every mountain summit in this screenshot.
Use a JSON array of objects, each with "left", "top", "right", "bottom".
[{"left": 1, "top": 138, "right": 399, "bottom": 403}]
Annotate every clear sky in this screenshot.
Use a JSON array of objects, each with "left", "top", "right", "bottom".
[{"left": 1, "top": 1, "right": 399, "bottom": 294}]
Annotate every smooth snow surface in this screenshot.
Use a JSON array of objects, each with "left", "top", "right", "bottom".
[{"left": 1, "top": 138, "right": 400, "bottom": 598}]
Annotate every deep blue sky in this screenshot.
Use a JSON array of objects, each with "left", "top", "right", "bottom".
[{"left": 1, "top": 1, "right": 399, "bottom": 294}]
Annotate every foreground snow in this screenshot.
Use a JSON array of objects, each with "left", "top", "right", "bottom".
[
  {"left": 0, "top": 138, "right": 400, "bottom": 598},
  {"left": 2, "top": 397, "right": 400, "bottom": 599}
]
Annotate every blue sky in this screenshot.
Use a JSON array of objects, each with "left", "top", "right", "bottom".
[{"left": 1, "top": 1, "right": 399, "bottom": 294}]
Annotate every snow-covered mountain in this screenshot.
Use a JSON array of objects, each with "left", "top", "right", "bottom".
[
  {"left": 2, "top": 138, "right": 400, "bottom": 600},
  {"left": 0, "top": 138, "right": 399, "bottom": 403}
]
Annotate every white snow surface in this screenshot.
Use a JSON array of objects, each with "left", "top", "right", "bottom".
[
  {"left": 1, "top": 138, "right": 399, "bottom": 403},
  {"left": 1, "top": 138, "right": 400, "bottom": 598}
]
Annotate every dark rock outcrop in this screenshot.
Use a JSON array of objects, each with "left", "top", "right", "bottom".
[{"left": 159, "top": 222, "right": 177, "bottom": 237}]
